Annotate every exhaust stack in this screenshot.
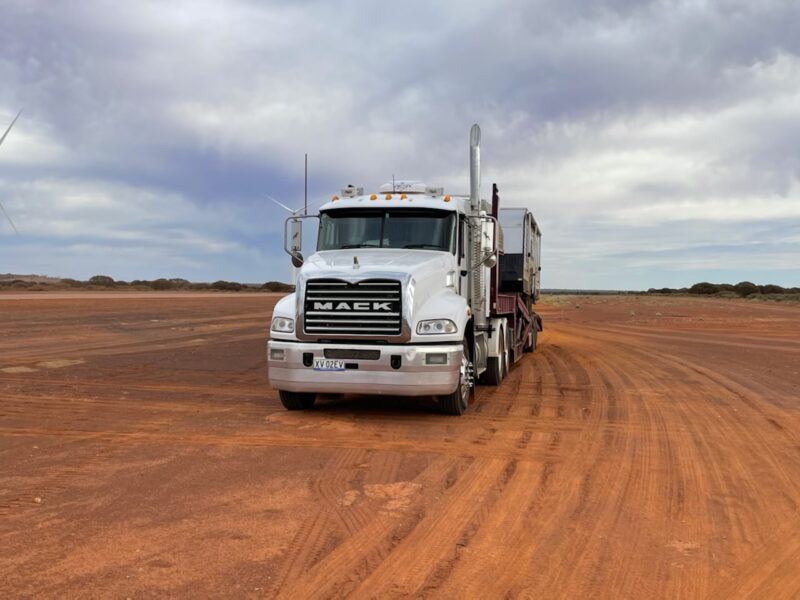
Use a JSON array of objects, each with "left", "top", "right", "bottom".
[
  {"left": 469, "top": 124, "right": 481, "bottom": 214},
  {"left": 468, "top": 123, "right": 486, "bottom": 329}
]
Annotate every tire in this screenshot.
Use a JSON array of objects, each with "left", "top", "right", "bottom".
[
  {"left": 481, "top": 330, "right": 505, "bottom": 386},
  {"left": 279, "top": 390, "right": 316, "bottom": 410},
  {"left": 439, "top": 338, "right": 473, "bottom": 415},
  {"left": 524, "top": 297, "right": 535, "bottom": 353},
  {"left": 505, "top": 328, "right": 513, "bottom": 371}
]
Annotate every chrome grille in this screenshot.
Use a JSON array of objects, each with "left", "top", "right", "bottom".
[{"left": 304, "top": 279, "right": 402, "bottom": 336}]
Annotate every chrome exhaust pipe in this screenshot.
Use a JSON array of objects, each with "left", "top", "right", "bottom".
[
  {"left": 469, "top": 123, "right": 481, "bottom": 214},
  {"left": 468, "top": 123, "right": 486, "bottom": 329}
]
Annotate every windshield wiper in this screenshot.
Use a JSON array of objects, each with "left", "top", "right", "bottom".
[
  {"left": 402, "top": 244, "right": 446, "bottom": 250},
  {"left": 340, "top": 243, "right": 379, "bottom": 249}
]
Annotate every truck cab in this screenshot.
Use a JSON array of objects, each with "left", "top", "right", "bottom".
[{"left": 267, "top": 126, "right": 541, "bottom": 415}]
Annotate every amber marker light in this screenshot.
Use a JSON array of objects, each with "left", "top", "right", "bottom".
[
  {"left": 331, "top": 195, "right": 339, "bottom": 201},
  {"left": 443, "top": 195, "right": 451, "bottom": 202},
  {"left": 370, "top": 194, "right": 377, "bottom": 200},
  {"left": 385, "top": 194, "right": 392, "bottom": 200},
  {"left": 400, "top": 193, "right": 408, "bottom": 200}
]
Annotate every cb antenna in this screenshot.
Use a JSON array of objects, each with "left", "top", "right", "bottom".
[
  {"left": 304, "top": 153, "right": 308, "bottom": 216},
  {"left": 392, "top": 174, "right": 395, "bottom": 193},
  {"left": 0, "top": 110, "right": 22, "bottom": 235}
]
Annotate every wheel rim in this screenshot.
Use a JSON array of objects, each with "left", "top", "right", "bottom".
[
  {"left": 459, "top": 342, "right": 471, "bottom": 408},
  {"left": 500, "top": 334, "right": 506, "bottom": 378},
  {"left": 459, "top": 355, "right": 469, "bottom": 407}
]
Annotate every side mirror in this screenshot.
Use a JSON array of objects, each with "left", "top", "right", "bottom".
[
  {"left": 480, "top": 216, "right": 497, "bottom": 268},
  {"left": 284, "top": 217, "right": 304, "bottom": 267},
  {"left": 480, "top": 218, "right": 495, "bottom": 254}
]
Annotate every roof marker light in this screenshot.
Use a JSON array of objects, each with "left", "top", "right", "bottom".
[
  {"left": 331, "top": 195, "right": 339, "bottom": 201},
  {"left": 444, "top": 195, "right": 451, "bottom": 202},
  {"left": 400, "top": 193, "right": 408, "bottom": 200},
  {"left": 370, "top": 194, "right": 377, "bottom": 200},
  {"left": 385, "top": 193, "right": 392, "bottom": 200}
]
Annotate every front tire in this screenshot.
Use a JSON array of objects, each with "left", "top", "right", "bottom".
[
  {"left": 279, "top": 390, "right": 316, "bottom": 410},
  {"left": 439, "top": 338, "right": 473, "bottom": 415}
]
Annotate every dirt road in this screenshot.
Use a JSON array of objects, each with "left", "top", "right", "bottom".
[{"left": 1, "top": 293, "right": 798, "bottom": 598}]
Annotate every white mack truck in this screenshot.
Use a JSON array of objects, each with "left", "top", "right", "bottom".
[{"left": 267, "top": 124, "right": 542, "bottom": 415}]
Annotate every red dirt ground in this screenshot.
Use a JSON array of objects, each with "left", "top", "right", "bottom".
[{"left": 1, "top": 293, "right": 798, "bottom": 598}]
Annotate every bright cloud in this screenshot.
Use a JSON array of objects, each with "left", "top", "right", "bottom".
[{"left": 1, "top": 0, "right": 799, "bottom": 288}]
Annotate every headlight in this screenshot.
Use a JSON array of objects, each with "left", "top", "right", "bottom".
[
  {"left": 417, "top": 319, "right": 457, "bottom": 335},
  {"left": 271, "top": 316, "right": 294, "bottom": 333}
]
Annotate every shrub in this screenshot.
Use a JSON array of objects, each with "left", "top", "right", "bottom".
[
  {"left": 59, "top": 278, "right": 84, "bottom": 288},
  {"left": 733, "top": 281, "right": 759, "bottom": 297},
  {"left": 151, "top": 278, "right": 175, "bottom": 290},
  {"left": 169, "top": 278, "right": 191, "bottom": 289},
  {"left": 88, "top": 275, "right": 115, "bottom": 287},
  {"left": 211, "top": 280, "right": 243, "bottom": 292},
  {"left": 261, "top": 281, "right": 294, "bottom": 292},
  {"left": 759, "top": 284, "right": 785, "bottom": 294},
  {"left": 689, "top": 282, "right": 718, "bottom": 295}
]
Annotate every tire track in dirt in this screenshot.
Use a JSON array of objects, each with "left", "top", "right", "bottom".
[
  {"left": 0, "top": 374, "right": 271, "bottom": 398},
  {"left": 273, "top": 457, "right": 461, "bottom": 599},
  {"left": 567, "top": 328, "right": 800, "bottom": 598},
  {"left": 0, "top": 329, "right": 267, "bottom": 365},
  {"left": 343, "top": 458, "right": 512, "bottom": 597},
  {"left": 2, "top": 294, "right": 799, "bottom": 598}
]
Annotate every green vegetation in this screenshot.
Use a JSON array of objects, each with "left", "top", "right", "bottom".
[
  {"left": 648, "top": 281, "right": 800, "bottom": 302},
  {"left": 0, "top": 274, "right": 294, "bottom": 293}
]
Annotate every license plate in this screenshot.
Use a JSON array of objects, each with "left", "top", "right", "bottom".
[{"left": 313, "top": 358, "right": 345, "bottom": 371}]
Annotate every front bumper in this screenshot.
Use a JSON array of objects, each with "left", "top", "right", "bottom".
[{"left": 267, "top": 340, "right": 462, "bottom": 396}]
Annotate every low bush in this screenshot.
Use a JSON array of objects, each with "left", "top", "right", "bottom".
[
  {"left": 689, "top": 282, "right": 719, "bottom": 295},
  {"left": 88, "top": 275, "right": 115, "bottom": 287},
  {"left": 733, "top": 281, "right": 759, "bottom": 297},
  {"left": 211, "top": 280, "right": 243, "bottom": 292}
]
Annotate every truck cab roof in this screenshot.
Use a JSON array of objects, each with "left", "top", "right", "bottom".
[{"left": 318, "top": 193, "right": 472, "bottom": 214}]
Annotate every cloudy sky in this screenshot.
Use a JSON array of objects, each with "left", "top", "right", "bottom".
[{"left": 1, "top": 0, "right": 799, "bottom": 289}]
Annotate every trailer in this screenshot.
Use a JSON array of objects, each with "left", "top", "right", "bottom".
[{"left": 267, "top": 124, "right": 542, "bottom": 415}]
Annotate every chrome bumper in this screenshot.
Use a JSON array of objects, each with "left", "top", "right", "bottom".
[{"left": 267, "top": 340, "right": 462, "bottom": 396}]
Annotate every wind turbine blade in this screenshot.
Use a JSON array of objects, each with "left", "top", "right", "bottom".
[
  {"left": 0, "top": 111, "right": 22, "bottom": 234},
  {"left": 0, "top": 201, "right": 19, "bottom": 234},
  {"left": 0, "top": 110, "right": 22, "bottom": 148},
  {"left": 266, "top": 195, "right": 301, "bottom": 215}
]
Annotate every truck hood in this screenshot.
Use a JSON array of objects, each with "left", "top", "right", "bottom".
[{"left": 304, "top": 248, "right": 455, "bottom": 276}]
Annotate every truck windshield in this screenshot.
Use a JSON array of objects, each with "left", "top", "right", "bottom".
[{"left": 317, "top": 209, "right": 456, "bottom": 253}]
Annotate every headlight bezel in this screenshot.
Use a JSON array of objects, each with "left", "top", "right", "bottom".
[
  {"left": 416, "top": 319, "right": 458, "bottom": 335},
  {"left": 271, "top": 316, "right": 295, "bottom": 333}
]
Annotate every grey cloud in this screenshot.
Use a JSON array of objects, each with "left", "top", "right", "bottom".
[{"left": 1, "top": 0, "right": 799, "bottom": 287}]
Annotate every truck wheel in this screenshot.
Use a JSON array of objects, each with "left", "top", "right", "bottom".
[
  {"left": 523, "top": 297, "right": 535, "bottom": 353},
  {"left": 481, "top": 332, "right": 505, "bottom": 386},
  {"left": 439, "top": 339, "right": 472, "bottom": 415},
  {"left": 279, "top": 390, "right": 316, "bottom": 410},
  {"left": 524, "top": 326, "right": 538, "bottom": 353}
]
